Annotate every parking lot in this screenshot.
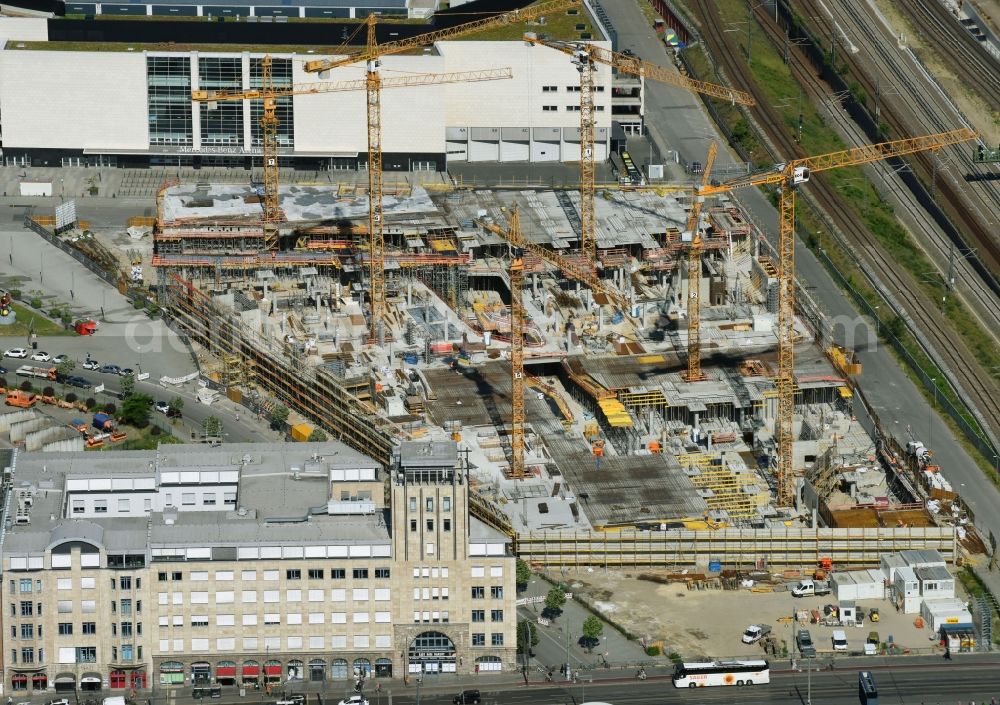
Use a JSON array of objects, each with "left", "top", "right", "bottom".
[{"left": 555, "top": 569, "right": 954, "bottom": 660}]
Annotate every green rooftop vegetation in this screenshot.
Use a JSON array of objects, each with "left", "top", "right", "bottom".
[{"left": 457, "top": 6, "right": 595, "bottom": 41}]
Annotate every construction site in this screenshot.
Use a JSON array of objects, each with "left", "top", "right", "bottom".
[{"left": 30, "top": 0, "right": 972, "bottom": 564}]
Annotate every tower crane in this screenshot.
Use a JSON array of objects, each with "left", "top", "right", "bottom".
[
  {"left": 192, "top": 61, "right": 513, "bottom": 254},
  {"left": 524, "top": 36, "right": 755, "bottom": 263},
  {"left": 681, "top": 142, "right": 717, "bottom": 382},
  {"left": 696, "top": 128, "right": 976, "bottom": 505},
  {"left": 301, "top": 0, "right": 582, "bottom": 343}
]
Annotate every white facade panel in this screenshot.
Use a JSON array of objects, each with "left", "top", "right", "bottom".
[
  {"left": 0, "top": 49, "right": 148, "bottom": 151},
  {"left": 469, "top": 139, "right": 499, "bottom": 161},
  {"left": 445, "top": 141, "right": 468, "bottom": 161},
  {"left": 292, "top": 54, "right": 446, "bottom": 155},
  {"left": 500, "top": 140, "right": 529, "bottom": 161}
]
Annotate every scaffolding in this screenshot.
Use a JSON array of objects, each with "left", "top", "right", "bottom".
[{"left": 679, "top": 453, "right": 764, "bottom": 519}]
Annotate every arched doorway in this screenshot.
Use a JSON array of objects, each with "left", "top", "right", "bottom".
[
  {"left": 308, "top": 660, "right": 325, "bottom": 682},
  {"left": 216, "top": 661, "right": 237, "bottom": 685},
  {"left": 353, "top": 659, "right": 371, "bottom": 678},
  {"left": 241, "top": 660, "right": 260, "bottom": 686},
  {"left": 191, "top": 662, "right": 212, "bottom": 686},
  {"left": 475, "top": 656, "right": 502, "bottom": 673},
  {"left": 110, "top": 670, "right": 127, "bottom": 689},
  {"left": 159, "top": 661, "right": 185, "bottom": 686},
  {"left": 263, "top": 660, "right": 282, "bottom": 684},
  {"left": 408, "top": 632, "right": 456, "bottom": 674},
  {"left": 287, "top": 660, "right": 304, "bottom": 681},
  {"left": 31, "top": 673, "right": 48, "bottom": 691},
  {"left": 54, "top": 673, "right": 76, "bottom": 692},
  {"left": 81, "top": 672, "right": 103, "bottom": 691},
  {"left": 374, "top": 659, "right": 392, "bottom": 678},
  {"left": 130, "top": 671, "right": 147, "bottom": 690},
  {"left": 331, "top": 659, "right": 348, "bottom": 680}
]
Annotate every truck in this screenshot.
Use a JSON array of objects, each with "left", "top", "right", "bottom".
[
  {"left": 741, "top": 624, "right": 773, "bottom": 644},
  {"left": 15, "top": 364, "right": 56, "bottom": 380},
  {"left": 791, "top": 578, "right": 831, "bottom": 597},
  {"left": 93, "top": 412, "right": 115, "bottom": 431},
  {"left": 5, "top": 390, "right": 37, "bottom": 408},
  {"left": 831, "top": 629, "right": 848, "bottom": 651}
]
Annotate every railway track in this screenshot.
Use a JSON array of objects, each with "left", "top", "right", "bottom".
[
  {"left": 796, "top": 0, "right": 1000, "bottom": 286},
  {"left": 686, "top": 0, "right": 1000, "bottom": 445}
]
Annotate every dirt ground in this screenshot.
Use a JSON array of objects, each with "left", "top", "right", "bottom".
[{"left": 556, "top": 569, "right": 962, "bottom": 660}]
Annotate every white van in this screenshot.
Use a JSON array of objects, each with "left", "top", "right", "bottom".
[{"left": 832, "top": 630, "right": 848, "bottom": 651}]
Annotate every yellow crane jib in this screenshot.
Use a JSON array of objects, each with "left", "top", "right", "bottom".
[{"left": 302, "top": 0, "right": 581, "bottom": 75}]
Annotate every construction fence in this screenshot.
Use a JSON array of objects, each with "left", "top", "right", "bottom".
[{"left": 517, "top": 526, "right": 956, "bottom": 568}]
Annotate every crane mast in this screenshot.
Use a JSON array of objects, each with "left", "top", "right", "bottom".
[
  {"left": 365, "top": 17, "right": 387, "bottom": 344},
  {"left": 681, "top": 142, "right": 717, "bottom": 383},
  {"left": 575, "top": 49, "right": 597, "bottom": 263},
  {"left": 508, "top": 210, "right": 526, "bottom": 479},
  {"left": 260, "top": 56, "right": 281, "bottom": 252}
]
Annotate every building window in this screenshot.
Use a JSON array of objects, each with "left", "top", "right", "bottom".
[
  {"left": 542, "top": 85, "right": 557, "bottom": 92},
  {"left": 120, "top": 599, "right": 132, "bottom": 616},
  {"left": 172, "top": 572, "right": 183, "bottom": 581},
  {"left": 542, "top": 105, "right": 557, "bottom": 111},
  {"left": 82, "top": 623, "right": 96, "bottom": 635},
  {"left": 20, "top": 624, "right": 33, "bottom": 639},
  {"left": 203, "top": 494, "right": 216, "bottom": 506},
  {"left": 491, "top": 586, "right": 504, "bottom": 599},
  {"left": 374, "top": 568, "right": 390, "bottom": 579},
  {"left": 191, "top": 616, "right": 208, "bottom": 627},
  {"left": 308, "top": 569, "right": 324, "bottom": 580},
  {"left": 118, "top": 498, "right": 130, "bottom": 512},
  {"left": 19, "top": 601, "right": 32, "bottom": 617},
  {"left": 181, "top": 493, "right": 195, "bottom": 506},
  {"left": 471, "top": 610, "right": 485, "bottom": 623},
  {"left": 120, "top": 622, "right": 133, "bottom": 638},
  {"left": 147, "top": 55, "right": 193, "bottom": 147},
  {"left": 352, "top": 569, "right": 368, "bottom": 580},
  {"left": 409, "top": 498, "right": 417, "bottom": 512},
  {"left": 72, "top": 500, "right": 85, "bottom": 514},
  {"left": 75, "top": 646, "right": 97, "bottom": 663},
  {"left": 21, "top": 648, "right": 33, "bottom": 663},
  {"left": 491, "top": 633, "right": 504, "bottom": 647},
  {"left": 157, "top": 572, "right": 167, "bottom": 582},
  {"left": 19, "top": 579, "right": 32, "bottom": 594},
  {"left": 410, "top": 520, "right": 417, "bottom": 532},
  {"left": 223, "top": 492, "right": 237, "bottom": 506},
  {"left": 442, "top": 497, "right": 451, "bottom": 512},
  {"left": 287, "top": 569, "right": 301, "bottom": 580},
  {"left": 199, "top": 56, "right": 244, "bottom": 147},
  {"left": 120, "top": 577, "right": 132, "bottom": 590},
  {"left": 491, "top": 609, "right": 503, "bottom": 622},
  {"left": 425, "top": 498, "right": 434, "bottom": 512},
  {"left": 331, "top": 569, "right": 345, "bottom": 580},
  {"left": 472, "top": 633, "right": 485, "bottom": 646},
  {"left": 471, "top": 587, "right": 484, "bottom": 599},
  {"left": 426, "top": 519, "right": 434, "bottom": 531},
  {"left": 58, "top": 623, "right": 73, "bottom": 635},
  {"left": 93, "top": 499, "right": 107, "bottom": 513},
  {"left": 250, "top": 56, "right": 294, "bottom": 149},
  {"left": 443, "top": 519, "right": 451, "bottom": 532}
]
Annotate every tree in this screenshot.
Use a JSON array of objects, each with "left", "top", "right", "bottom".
[
  {"left": 84, "top": 397, "right": 97, "bottom": 410},
  {"left": 168, "top": 396, "right": 184, "bottom": 414},
  {"left": 121, "top": 393, "right": 153, "bottom": 429},
  {"left": 271, "top": 404, "right": 290, "bottom": 430},
  {"left": 543, "top": 585, "right": 566, "bottom": 619},
  {"left": 42, "top": 386, "right": 55, "bottom": 398},
  {"left": 516, "top": 620, "right": 538, "bottom": 655},
  {"left": 307, "top": 428, "right": 328, "bottom": 442},
  {"left": 580, "top": 615, "right": 603, "bottom": 653},
  {"left": 56, "top": 359, "right": 75, "bottom": 390},
  {"left": 515, "top": 559, "right": 531, "bottom": 592},
  {"left": 103, "top": 402, "right": 117, "bottom": 414},
  {"left": 20, "top": 380, "right": 32, "bottom": 392},
  {"left": 120, "top": 373, "right": 135, "bottom": 399},
  {"left": 65, "top": 393, "right": 77, "bottom": 404},
  {"left": 203, "top": 416, "right": 223, "bottom": 439}
]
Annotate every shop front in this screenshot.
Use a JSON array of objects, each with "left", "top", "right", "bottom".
[
  {"left": 408, "top": 632, "right": 457, "bottom": 674},
  {"left": 216, "top": 661, "right": 237, "bottom": 686},
  {"left": 159, "top": 661, "right": 185, "bottom": 686},
  {"left": 191, "top": 662, "right": 212, "bottom": 686},
  {"left": 241, "top": 661, "right": 260, "bottom": 686}
]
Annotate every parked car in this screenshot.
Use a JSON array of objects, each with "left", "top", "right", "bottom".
[
  {"left": 791, "top": 578, "right": 831, "bottom": 597},
  {"left": 99, "top": 364, "right": 121, "bottom": 375},
  {"left": 741, "top": 624, "right": 772, "bottom": 644},
  {"left": 4, "top": 348, "right": 28, "bottom": 358},
  {"left": 120, "top": 368, "right": 135, "bottom": 377},
  {"left": 45, "top": 698, "right": 71, "bottom": 705},
  {"left": 832, "top": 630, "right": 848, "bottom": 651},
  {"left": 0, "top": 365, "right": 7, "bottom": 374},
  {"left": 82, "top": 359, "right": 100, "bottom": 370},
  {"left": 66, "top": 376, "right": 92, "bottom": 389},
  {"left": 51, "top": 354, "right": 69, "bottom": 364},
  {"left": 337, "top": 697, "right": 368, "bottom": 705},
  {"left": 796, "top": 629, "right": 816, "bottom": 658},
  {"left": 155, "top": 400, "right": 170, "bottom": 414},
  {"left": 30, "top": 351, "right": 51, "bottom": 362},
  {"left": 454, "top": 691, "right": 481, "bottom": 705}
]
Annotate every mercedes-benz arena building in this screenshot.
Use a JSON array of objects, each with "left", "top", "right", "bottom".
[{"left": 0, "top": 18, "right": 627, "bottom": 170}]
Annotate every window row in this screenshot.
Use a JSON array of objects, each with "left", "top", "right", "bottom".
[
  {"left": 470, "top": 586, "right": 505, "bottom": 599},
  {"left": 9, "top": 579, "right": 42, "bottom": 594},
  {"left": 158, "top": 612, "right": 392, "bottom": 627},
  {"left": 413, "top": 611, "right": 450, "bottom": 623},
  {"left": 408, "top": 519, "right": 452, "bottom": 532},
  {"left": 541, "top": 105, "right": 607, "bottom": 112},
  {"left": 55, "top": 622, "right": 98, "bottom": 635},
  {"left": 156, "top": 588, "right": 391, "bottom": 605},
  {"left": 471, "top": 633, "right": 505, "bottom": 647},
  {"left": 158, "top": 634, "right": 393, "bottom": 653},
  {"left": 157, "top": 568, "right": 389, "bottom": 582},
  {"left": 411, "top": 566, "right": 450, "bottom": 579},
  {"left": 9, "top": 647, "right": 43, "bottom": 664},
  {"left": 412, "top": 587, "right": 450, "bottom": 601},
  {"left": 470, "top": 610, "right": 504, "bottom": 623},
  {"left": 407, "top": 497, "right": 452, "bottom": 512}
]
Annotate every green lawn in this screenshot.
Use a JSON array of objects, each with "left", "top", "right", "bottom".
[
  {"left": 104, "top": 424, "right": 182, "bottom": 451},
  {"left": 0, "top": 303, "right": 73, "bottom": 337},
  {"left": 460, "top": 6, "right": 594, "bottom": 41}
]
